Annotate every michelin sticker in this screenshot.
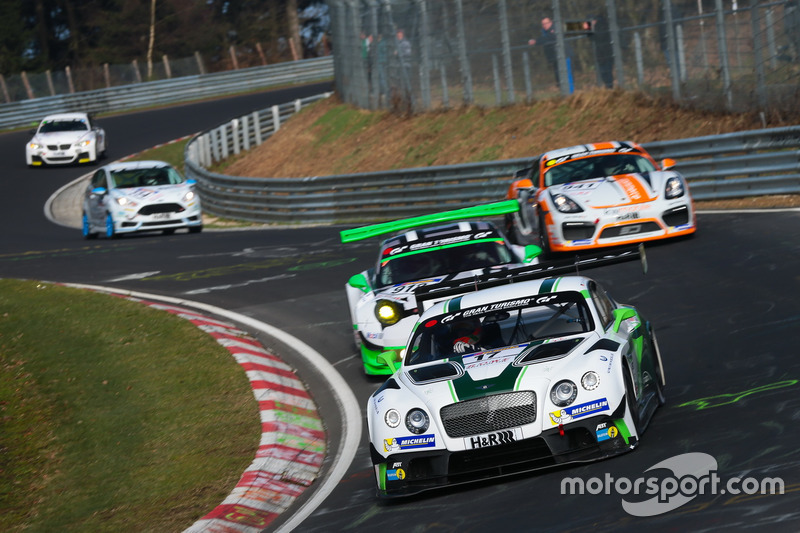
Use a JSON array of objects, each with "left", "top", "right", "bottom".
[{"left": 549, "top": 398, "right": 610, "bottom": 425}]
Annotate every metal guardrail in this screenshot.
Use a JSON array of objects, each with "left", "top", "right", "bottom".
[
  {"left": 0, "top": 57, "right": 333, "bottom": 131},
  {"left": 185, "top": 97, "right": 800, "bottom": 225}
]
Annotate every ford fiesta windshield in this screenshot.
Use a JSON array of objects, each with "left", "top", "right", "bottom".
[
  {"left": 377, "top": 240, "right": 513, "bottom": 287},
  {"left": 405, "top": 291, "right": 593, "bottom": 366},
  {"left": 110, "top": 167, "right": 185, "bottom": 188},
  {"left": 545, "top": 154, "right": 656, "bottom": 186}
]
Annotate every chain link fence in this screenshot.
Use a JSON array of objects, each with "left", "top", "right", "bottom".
[{"left": 329, "top": 0, "right": 800, "bottom": 117}]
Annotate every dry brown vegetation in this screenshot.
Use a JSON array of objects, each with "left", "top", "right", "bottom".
[{"left": 220, "top": 89, "right": 800, "bottom": 208}]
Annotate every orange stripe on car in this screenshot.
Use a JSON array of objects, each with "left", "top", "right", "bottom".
[{"left": 613, "top": 175, "right": 652, "bottom": 204}]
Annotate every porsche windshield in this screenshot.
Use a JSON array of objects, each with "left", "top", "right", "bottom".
[
  {"left": 544, "top": 153, "right": 656, "bottom": 186},
  {"left": 405, "top": 291, "right": 593, "bottom": 366},
  {"left": 377, "top": 240, "right": 514, "bottom": 287}
]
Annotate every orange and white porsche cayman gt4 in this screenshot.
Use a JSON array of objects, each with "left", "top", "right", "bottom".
[{"left": 505, "top": 141, "right": 696, "bottom": 255}]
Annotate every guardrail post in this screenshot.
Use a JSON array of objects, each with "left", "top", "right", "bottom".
[
  {"left": 242, "top": 114, "right": 250, "bottom": 151},
  {"left": 253, "top": 111, "right": 262, "bottom": 145},
  {"left": 272, "top": 105, "right": 281, "bottom": 132},
  {"left": 231, "top": 119, "right": 241, "bottom": 155},
  {"left": 210, "top": 130, "right": 220, "bottom": 162},
  {"left": 219, "top": 125, "right": 229, "bottom": 159}
]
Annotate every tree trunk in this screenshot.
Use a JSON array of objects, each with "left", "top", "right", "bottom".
[{"left": 286, "top": 0, "right": 301, "bottom": 60}]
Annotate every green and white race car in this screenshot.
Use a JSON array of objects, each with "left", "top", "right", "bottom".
[
  {"left": 367, "top": 248, "right": 665, "bottom": 497},
  {"left": 342, "top": 201, "right": 543, "bottom": 375}
]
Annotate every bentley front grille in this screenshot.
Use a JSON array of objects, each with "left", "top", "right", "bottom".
[{"left": 440, "top": 391, "right": 536, "bottom": 438}]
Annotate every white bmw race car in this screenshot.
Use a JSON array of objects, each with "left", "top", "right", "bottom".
[
  {"left": 26, "top": 112, "right": 107, "bottom": 167},
  {"left": 342, "top": 201, "right": 543, "bottom": 376},
  {"left": 505, "top": 141, "right": 696, "bottom": 255},
  {"left": 367, "top": 248, "right": 665, "bottom": 497},
  {"left": 82, "top": 160, "right": 202, "bottom": 238}
]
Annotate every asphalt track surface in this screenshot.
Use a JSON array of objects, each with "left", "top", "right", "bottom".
[{"left": 2, "top": 84, "right": 800, "bottom": 532}]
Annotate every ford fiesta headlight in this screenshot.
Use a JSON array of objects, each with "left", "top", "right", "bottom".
[
  {"left": 405, "top": 408, "right": 430, "bottom": 434},
  {"left": 375, "top": 300, "right": 403, "bottom": 326},
  {"left": 385, "top": 409, "right": 401, "bottom": 428},
  {"left": 114, "top": 196, "right": 137, "bottom": 207},
  {"left": 552, "top": 193, "right": 583, "bottom": 213},
  {"left": 551, "top": 380, "right": 578, "bottom": 407},
  {"left": 183, "top": 190, "right": 196, "bottom": 203},
  {"left": 581, "top": 371, "right": 600, "bottom": 391},
  {"left": 664, "top": 176, "right": 685, "bottom": 199}
]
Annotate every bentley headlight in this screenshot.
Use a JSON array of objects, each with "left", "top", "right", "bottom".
[
  {"left": 581, "top": 371, "right": 600, "bottom": 391},
  {"left": 664, "top": 176, "right": 685, "bottom": 199},
  {"left": 385, "top": 409, "right": 401, "bottom": 428},
  {"left": 375, "top": 300, "right": 403, "bottom": 326},
  {"left": 552, "top": 193, "right": 583, "bottom": 213},
  {"left": 551, "top": 380, "right": 578, "bottom": 407},
  {"left": 405, "top": 408, "right": 430, "bottom": 434}
]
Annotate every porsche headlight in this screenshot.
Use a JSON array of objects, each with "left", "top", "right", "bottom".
[
  {"left": 405, "top": 408, "right": 430, "bottom": 434},
  {"left": 581, "top": 371, "right": 600, "bottom": 391},
  {"left": 375, "top": 300, "right": 403, "bottom": 326},
  {"left": 664, "top": 176, "right": 685, "bottom": 199},
  {"left": 385, "top": 409, "right": 401, "bottom": 428},
  {"left": 552, "top": 193, "right": 583, "bottom": 213},
  {"left": 551, "top": 380, "right": 578, "bottom": 407}
]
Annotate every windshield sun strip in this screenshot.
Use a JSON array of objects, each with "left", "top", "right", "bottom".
[{"left": 379, "top": 238, "right": 505, "bottom": 265}]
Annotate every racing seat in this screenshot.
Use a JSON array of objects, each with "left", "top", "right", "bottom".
[{"left": 479, "top": 322, "right": 505, "bottom": 349}]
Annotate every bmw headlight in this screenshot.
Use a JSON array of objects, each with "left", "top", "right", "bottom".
[
  {"left": 550, "top": 380, "right": 578, "bottom": 407},
  {"left": 385, "top": 409, "right": 401, "bottom": 428},
  {"left": 552, "top": 193, "right": 583, "bottom": 213},
  {"left": 581, "top": 371, "right": 600, "bottom": 391},
  {"left": 405, "top": 408, "right": 430, "bottom": 434},
  {"left": 29, "top": 142, "right": 43, "bottom": 150},
  {"left": 80, "top": 139, "right": 93, "bottom": 147},
  {"left": 375, "top": 300, "right": 403, "bottom": 326},
  {"left": 664, "top": 176, "right": 685, "bottom": 199}
]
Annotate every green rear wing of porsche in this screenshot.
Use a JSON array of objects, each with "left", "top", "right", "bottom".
[{"left": 339, "top": 200, "right": 520, "bottom": 243}]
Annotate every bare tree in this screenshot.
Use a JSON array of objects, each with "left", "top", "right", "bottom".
[
  {"left": 147, "top": 0, "right": 156, "bottom": 79},
  {"left": 287, "top": 0, "right": 301, "bottom": 60}
]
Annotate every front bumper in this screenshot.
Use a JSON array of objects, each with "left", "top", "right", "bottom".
[
  {"left": 371, "top": 410, "right": 632, "bottom": 498},
  {"left": 28, "top": 150, "right": 95, "bottom": 166},
  {"left": 548, "top": 203, "right": 695, "bottom": 252}
]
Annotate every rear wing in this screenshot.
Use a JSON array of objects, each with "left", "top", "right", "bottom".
[
  {"left": 415, "top": 244, "right": 647, "bottom": 312},
  {"left": 339, "top": 200, "right": 520, "bottom": 243}
]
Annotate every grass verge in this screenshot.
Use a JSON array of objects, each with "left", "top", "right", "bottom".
[{"left": 0, "top": 279, "right": 259, "bottom": 533}]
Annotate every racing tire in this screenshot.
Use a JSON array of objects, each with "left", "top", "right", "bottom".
[
  {"left": 82, "top": 212, "right": 97, "bottom": 240},
  {"left": 162, "top": 228, "right": 176, "bottom": 235},
  {"left": 188, "top": 225, "right": 203, "bottom": 234},
  {"left": 537, "top": 213, "right": 552, "bottom": 259},
  {"left": 623, "top": 363, "right": 641, "bottom": 436},
  {"left": 104, "top": 213, "right": 117, "bottom": 239}
]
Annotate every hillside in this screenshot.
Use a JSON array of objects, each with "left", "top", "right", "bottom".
[{"left": 220, "top": 90, "right": 799, "bottom": 208}]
